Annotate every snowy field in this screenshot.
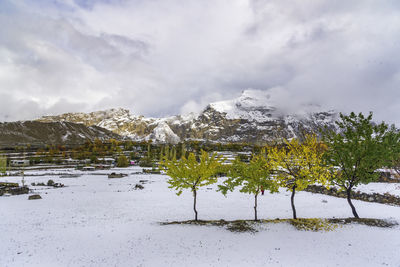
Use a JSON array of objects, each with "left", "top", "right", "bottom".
[
  {"left": 354, "top": 182, "right": 400, "bottom": 197},
  {"left": 1, "top": 166, "right": 400, "bottom": 267}
]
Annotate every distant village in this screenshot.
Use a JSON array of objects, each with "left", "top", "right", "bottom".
[{"left": 0, "top": 139, "right": 257, "bottom": 173}]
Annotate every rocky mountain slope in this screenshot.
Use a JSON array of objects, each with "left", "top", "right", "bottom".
[
  {"left": 37, "top": 89, "right": 338, "bottom": 144},
  {"left": 0, "top": 121, "right": 122, "bottom": 147}
]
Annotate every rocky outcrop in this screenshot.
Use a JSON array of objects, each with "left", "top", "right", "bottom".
[{"left": 0, "top": 182, "right": 29, "bottom": 196}]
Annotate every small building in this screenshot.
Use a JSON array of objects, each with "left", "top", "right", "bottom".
[
  {"left": 80, "top": 159, "right": 91, "bottom": 164},
  {"left": 64, "top": 158, "right": 80, "bottom": 165},
  {"left": 10, "top": 159, "right": 30, "bottom": 167}
]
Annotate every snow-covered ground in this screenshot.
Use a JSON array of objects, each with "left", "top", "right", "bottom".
[
  {"left": 1, "top": 167, "right": 400, "bottom": 267},
  {"left": 354, "top": 182, "right": 400, "bottom": 197}
]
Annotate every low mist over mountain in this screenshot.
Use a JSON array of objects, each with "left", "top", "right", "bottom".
[{"left": 38, "top": 89, "right": 338, "bottom": 144}]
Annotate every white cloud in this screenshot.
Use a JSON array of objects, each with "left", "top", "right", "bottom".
[{"left": 0, "top": 0, "right": 400, "bottom": 125}]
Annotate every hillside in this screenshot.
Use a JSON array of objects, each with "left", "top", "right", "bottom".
[
  {"left": 0, "top": 121, "right": 122, "bottom": 147},
  {"left": 38, "top": 89, "right": 339, "bottom": 144}
]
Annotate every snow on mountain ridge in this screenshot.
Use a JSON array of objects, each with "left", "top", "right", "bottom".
[
  {"left": 209, "top": 89, "right": 281, "bottom": 122},
  {"left": 37, "top": 89, "right": 339, "bottom": 143},
  {"left": 147, "top": 122, "right": 181, "bottom": 144},
  {"left": 211, "top": 89, "right": 275, "bottom": 111},
  {"left": 208, "top": 89, "right": 333, "bottom": 123}
]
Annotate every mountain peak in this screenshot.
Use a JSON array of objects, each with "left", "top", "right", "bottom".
[
  {"left": 208, "top": 88, "right": 279, "bottom": 122},
  {"left": 87, "top": 108, "right": 132, "bottom": 118},
  {"left": 36, "top": 90, "right": 338, "bottom": 144}
]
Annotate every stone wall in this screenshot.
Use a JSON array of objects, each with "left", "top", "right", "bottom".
[{"left": 305, "top": 185, "right": 400, "bottom": 206}]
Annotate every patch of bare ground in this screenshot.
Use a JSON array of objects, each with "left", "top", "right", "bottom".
[{"left": 161, "top": 218, "right": 398, "bottom": 233}]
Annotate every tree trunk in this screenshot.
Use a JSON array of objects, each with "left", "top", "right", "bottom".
[
  {"left": 254, "top": 193, "right": 258, "bottom": 221},
  {"left": 346, "top": 188, "right": 359, "bottom": 218},
  {"left": 291, "top": 185, "right": 297, "bottom": 219},
  {"left": 193, "top": 189, "right": 198, "bottom": 221}
]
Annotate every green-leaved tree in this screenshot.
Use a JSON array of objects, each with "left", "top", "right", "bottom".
[
  {"left": 159, "top": 150, "right": 223, "bottom": 221},
  {"left": 383, "top": 125, "right": 400, "bottom": 176},
  {"left": 323, "top": 112, "right": 392, "bottom": 218},
  {"left": 116, "top": 154, "right": 129, "bottom": 167}
]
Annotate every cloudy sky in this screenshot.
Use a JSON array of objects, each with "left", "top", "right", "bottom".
[{"left": 1, "top": 0, "right": 400, "bottom": 124}]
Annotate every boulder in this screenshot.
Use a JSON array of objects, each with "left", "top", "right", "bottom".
[{"left": 28, "top": 194, "right": 42, "bottom": 200}]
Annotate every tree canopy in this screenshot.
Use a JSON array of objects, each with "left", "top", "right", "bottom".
[
  {"left": 159, "top": 150, "right": 223, "bottom": 221},
  {"left": 268, "top": 135, "right": 330, "bottom": 219},
  {"left": 219, "top": 150, "right": 279, "bottom": 221},
  {"left": 323, "top": 112, "right": 394, "bottom": 218},
  {"left": 0, "top": 155, "right": 7, "bottom": 176}
]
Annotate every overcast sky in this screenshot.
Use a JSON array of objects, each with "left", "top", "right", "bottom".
[{"left": 1, "top": 0, "right": 400, "bottom": 124}]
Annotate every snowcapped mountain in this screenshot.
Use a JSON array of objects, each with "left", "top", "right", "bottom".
[
  {"left": 209, "top": 89, "right": 279, "bottom": 122},
  {"left": 37, "top": 89, "right": 339, "bottom": 144},
  {"left": 38, "top": 108, "right": 187, "bottom": 144}
]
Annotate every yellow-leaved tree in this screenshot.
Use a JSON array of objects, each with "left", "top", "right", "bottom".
[
  {"left": 159, "top": 150, "right": 223, "bottom": 221},
  {"left": 0, "top": 154, "right": 7, "bottom": 176},
  {"left": 268, "top": 135, "right": 330, "bottom": 219},
  {"left": 219, "top": 149, "right": 279, "bottom": 221}
]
